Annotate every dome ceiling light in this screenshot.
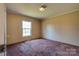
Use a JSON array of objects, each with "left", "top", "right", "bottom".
[{"left": 39, "top": 4, "right": 47, "bottom": 12}]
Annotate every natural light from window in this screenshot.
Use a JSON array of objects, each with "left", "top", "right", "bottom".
[{"left": 22, "top": 21, "right": 32, "bottom": 37}]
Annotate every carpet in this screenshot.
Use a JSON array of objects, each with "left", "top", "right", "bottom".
[{"left": 7, "top": 39, "right": 79, "bottom": 56}]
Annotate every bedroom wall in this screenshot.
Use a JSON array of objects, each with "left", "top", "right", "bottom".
[
  {"left": 7, "top": 13, "right": 41, "bottom": 45},
  {"left": 0, "top": 4, "right": 6, "bottom": 45},
  {"left": 42, "top": 11, "right": 79, "bottom": 46}
]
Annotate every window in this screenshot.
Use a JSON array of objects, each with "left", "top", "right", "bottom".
[{"left": 22, "top": 21, "right": 32, "bottom": 37}]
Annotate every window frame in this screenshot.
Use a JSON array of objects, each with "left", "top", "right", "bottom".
[{"left": 22, "top": 20, "right": 32, "bottom": 37}]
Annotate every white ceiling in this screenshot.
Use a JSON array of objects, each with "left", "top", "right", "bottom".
[{"left": 6, "top": 3, "right": 79, "bottom": 19}]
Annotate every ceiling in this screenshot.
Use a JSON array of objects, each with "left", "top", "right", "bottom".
[{"left": 6, "top": 3, "right": 79, "bottom": 19}]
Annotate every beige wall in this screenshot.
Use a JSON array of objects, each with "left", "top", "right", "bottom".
[
  {"left": 7, "top": 13, "right": 41, "bottom": 45},
  {"left": 7, "top": 10, "right": 79, "bottom": 46},
  {"left": 0, "top": 4, "right": 6, "bottom": 45},
  {"left": 42, "top": 11, "right": 79, "bottom": 46}
]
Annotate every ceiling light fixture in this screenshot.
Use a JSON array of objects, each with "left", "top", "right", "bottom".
[{"left": 39, "top": 4, "right": 47, "bottom": 12}]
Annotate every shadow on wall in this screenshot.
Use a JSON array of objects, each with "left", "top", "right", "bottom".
[{"left": 42, "top": 11, "right": 79, "bottom": 46}]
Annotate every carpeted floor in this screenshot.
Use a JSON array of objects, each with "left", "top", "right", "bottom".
[{"left": 7, "top": 39, "right": 79, "bottom": 56}]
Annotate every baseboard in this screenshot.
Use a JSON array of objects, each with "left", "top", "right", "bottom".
[
  {"left": 7, "top": 38, "right": 42, "bottom": 46},
  {"left": 43, "top": 38, "right": 79, "bottom": 47}
]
